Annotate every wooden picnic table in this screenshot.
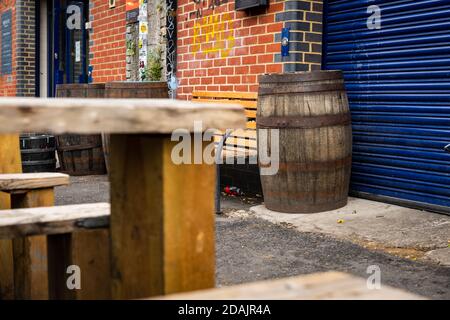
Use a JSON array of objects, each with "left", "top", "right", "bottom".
[{"left": 0, "top": 97, "right": 245, "bottom": 299}]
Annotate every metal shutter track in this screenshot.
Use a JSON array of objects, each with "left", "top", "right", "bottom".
[{"left": 324, "top": 0, "right": 450, "bottom": 213}]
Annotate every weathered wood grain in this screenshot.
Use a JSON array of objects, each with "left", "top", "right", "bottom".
[
  {"left": 11, "top": 188, "right": 54, "bottom": 300},
  {"left": 154, "top": 272, "right": 424, "bottom": 300},
  {"left": 257, "top": 71, "right": 352, "bottom": 213},
  {"left": 109, "top": 134, "right": 215, "bottom": 300},
  {"left": 192, "top": 91, "right": 258, "bottom": 100},
  {"left": 0, "top": 173, "right": 70, "bottom": 192},
  {"left": 0, "top": 98, "right": 245, "bottom": 134},
  {"left": 0, "top": 203, "right": 110, "bottom": 239},
  {"left": 47, "top": 229, "right": 111, "bottom": 300},
  {"left": 0, "top": 134, "right": 22, "bottom": 300}
]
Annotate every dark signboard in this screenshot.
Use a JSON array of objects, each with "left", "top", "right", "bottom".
[
  {"left": 1, "top": 9, "right": 12, "bottom": 75},
  {"left": 235, "top": 0, "right": 267, "bottom": 11}
]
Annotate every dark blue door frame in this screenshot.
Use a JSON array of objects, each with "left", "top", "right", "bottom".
[{"left": 48, "top": 0, "right": 88, "bottom": 97}]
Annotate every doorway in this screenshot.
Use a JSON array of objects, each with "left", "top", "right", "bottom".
[{"left": 44, "top": 0, "right": 89, "bottom": 97}]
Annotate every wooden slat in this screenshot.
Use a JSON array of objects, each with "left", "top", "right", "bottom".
[
  {"left": 221, "top": 147, "right": 258, "bottom": 158},
  {"left": 0, "top": 98, "right": 245, "bottom": 134},
  {"left": 11, "top": 188, "right": 53, "bottom": 300},
  {"left": 48, "top": 229, "right": 111, "bottom": 300},
  {"left": 192, "top": 91, "right": 258, "bottom": 100},
  {"left": 0, "top": 134, "right": 22, "bottom": 300},
  {"left": 0, "top": 173, "right": 70, "bottom": 192},
  {"left": 193, "top": 99, "right": 258, "bottom": 109},
  {"left": 245, "top": 110, "right": 256, "bottom": 118},
  {"left": 0, "top": 203, "right": 110, "bottom": 239},
  {"left": 215, "top": 129, "right": 257, "bottom": 140},
  {"left": 109, "top": 135, "right": 215, "bottom": 299},
  {"left": 247, "top": 121, "right": 256, "bottom": 129},
  {"left": 224, "top": 137, "right": 257, "bottom": 149},
  {"left": 153, "top": 272, "right": 424, "bottom": 300}
]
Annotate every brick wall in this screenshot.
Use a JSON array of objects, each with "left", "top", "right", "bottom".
[
  {"left": 176, "top": 0, "right": 323, "bottom": 100},
  {"left": 15, "top": 0, "right": 36, "bottom": 97},
  {"left": 89, "top": 0, "right": 127, "bottom": 83},
  {"left": 0, "top": 0, "right": 16, "bottom": 97}
]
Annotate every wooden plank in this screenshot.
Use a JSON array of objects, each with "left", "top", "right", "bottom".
[
  {"left": 109, "top": 134, "right": 215, "bottom": 299},
  {"left": 0, "top": 98, "right": 245, "bottom": 134},
  {"left": 47, "top": 229, "right": 111, "bottom": 300},
  {"left": 11, "top": 188, "right": 54, "bottom": 300},
  {"left": 215, "top": 129, "right": 257, "bottom": 140},
  {"left": 245, "top": 110, "right": 257, "bottom": 118},
  {"left": 247, "top": 121, "right": 256, "bottom": 129},
  {"left": 0, "top": 203, "right": 110, "bottom": 239},
  {"left": 154, "top": 272, "right": 424, "bottom": 300},
  {"left": 0, "top": 173, "right": 70, "bottom": 192},
  {"left": 193, "top": 99, "right": 257, "bottom": 109},
  {"left": 224, "top": 137, "right": 257, "bottom": 149},
  {"left": 192, "top": 91, "right": 258, "bottom": 100},
  {"left": 0, "top": 134, "right": 22, "bottom": 300}
]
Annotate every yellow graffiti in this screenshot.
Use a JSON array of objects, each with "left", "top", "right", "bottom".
[{"left": 192, "top": 13, "right": 235, "bottom": 58}]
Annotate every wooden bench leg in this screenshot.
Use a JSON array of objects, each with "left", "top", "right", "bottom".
[
  {"left": 109, "top": 134, "right": 216, "bottom": 299},
  {"left": 10, "top": 188, "right": 54, "bottom": 300},
  {"left": 0, "top": 134, "right": 22, "bottom": 300},
  {"left": 47, "top": 229, "right": 111, "bottom": 300}
]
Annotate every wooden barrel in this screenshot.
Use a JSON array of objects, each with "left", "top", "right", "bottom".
[
  {"left": 257, "top": 71, "right": 352, "bottom": 213},
  {"left": 20, "top": 134, "right": 57, "bottom": 173},
  {"left": 56, "top": 84, "right": 107, "bottom": 175},
  {"left": 56, "top": 83, "right": 105, "bottom": 98},
  {"left": 102, "top": 82, "right": 169, "bottom": 172},
  {"left": 105, "top": 81, "right": 169, "bottom": 98}
]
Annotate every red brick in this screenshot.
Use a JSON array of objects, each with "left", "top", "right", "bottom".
[
  {"left": 250, "top": 45, "right": 265, "bottom": 55},
  {"left": 227, "top": 57, "right": 242, "bottom": 66},
  {"left": 250, "top": 25, "right": 266, "bottom": 35},
  {"left": 242, "top": 55, "right": 257, "bottom": 65},
  {"left": 259, "top": 14, "right": 275, "bottom": 24},
  {"left": 214, "top": 76, "right": 227, "bottom": 85},
  {"left": 220, "top": 67, "right": 234, "bottom": 75},
  {"left": 266, "top": 43, "right": 281, "bottom": 53},
  {"left": 227, "top": 76, "right": 241, "bottom": 84},
  {"left": 258, "top": 34, "right": 274, "bottom": 44},
  {"left": 258, "top": 54, "right": 275, "bottom": 64},
  {"left": 234, "top": 85, "right": 250, "bottom": 92},
  {"left": 266, "top": 64, "right": 283, "bottom": 73},
  {"left": 243, "top": 17, "right": 258, "bottom": 27},
  {"left": 235, "top": 66, "right": 249, "bottom": 74},
  {"left": 242, "top": 75, "right": 257, "bottom": 84},
  {"left": 250, "top": 65, "right": 265, "bottom": 74},
  {"left": 267, "top": 22, "right": 283, "bottom": 33}
]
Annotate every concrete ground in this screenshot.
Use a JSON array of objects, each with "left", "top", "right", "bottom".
[
  {"left": 251, "top": 198, "right": 450, "bottom": 266},
  {"left": 55, "top": 175, "right": 450, "bottom": 300}
]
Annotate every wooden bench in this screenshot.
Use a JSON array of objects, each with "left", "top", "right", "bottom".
[
  {"left": 192, "top": 91, "right": 258, "bottom": 159},
  {"left": 154, "top": 271, "right": 424, "bottom": 300},
  {"left": 0, "top": 97, "right": 245, "bottom": 300},
  {"left": 0, "top": 202, "right": 110, "bottom": 299},
  {"left": 0, "top": 173, "right": 69, "bottom": 300}
]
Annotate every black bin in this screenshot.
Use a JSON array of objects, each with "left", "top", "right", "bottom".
[{"left": 20, "top": 134, "right": 57, "bottom": 173}]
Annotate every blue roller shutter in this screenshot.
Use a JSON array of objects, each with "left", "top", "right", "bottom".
[{"left": 323, "top": 0, "right": 450, "bottom": 213}]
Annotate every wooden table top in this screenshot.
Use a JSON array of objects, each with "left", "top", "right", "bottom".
[{"left": 0, "top": 98, "right": 246, "bottom": 134}]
